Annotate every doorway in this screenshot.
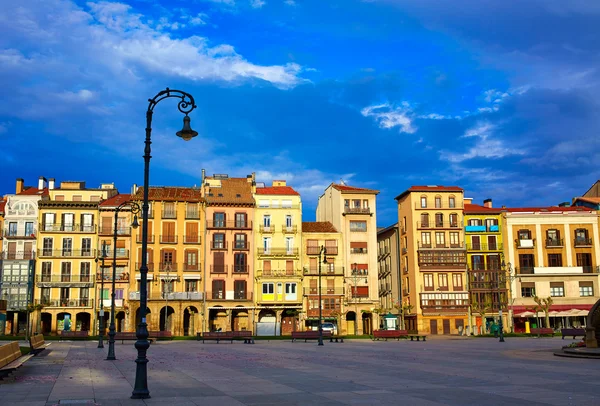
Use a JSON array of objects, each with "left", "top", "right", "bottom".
[
  {"left": 443, "top": 319, "right": 450, "bottom": 334},
  {"left": 430, "top": 319, "right": 438, "bottom": 334}
]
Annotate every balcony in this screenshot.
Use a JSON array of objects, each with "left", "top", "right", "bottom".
[
  {"left": 160, "top": 235, "right": 178, "bottom": 244},
  {"left": 303, "top": 266, "right": 345, "bottom": 276},
  {"left": 102, "top": 249, "right": 130, "bottom": 259},
  {"left": 417, "top": 222, "right": 462, "bottom": 229},
  {"left": 161, "top": 210, "right": 177, "bottom": 219},
  {"left": 35, "top": 299, "right": 92, "bottom": 307},
  {"left": 574, "top": 238, "right": 593, "bottom": 247},
  {"left": 515, "top": 238, "right": 535, "bottom": 248},
  {"left": 351, "top": 268, "right": 369, "bottom": 276},
  {"left": 414, "top": 202, "right": 463, "bottom": 210},
  {"left": 466, "top": 243, "right": 503, "bottom": 251},
  {"left": 306, "top": 307, "right": 342, "bottom": 317},
  {"left": 210, "top": 265, "right": 228, "bottom": 274},
  {"left": 95, "top": 272, "right": 129, "bottom": 282},
  {"left": 257, "top": 247, "right": 299, "bottom": 257},
  {"left": 207, "top": 220, "right": 253, "bottom": 230},
  {"left": 233, "top": 242, "right": 250, "bottom": 251},
  {"left": 303, "top": 287, "right": 345, "bottom": 295},
  {"left": 281, "top": 225, "right": 297, "bottom": 233},
  {"left": 183, "top": 262, "right": 200, "bottom": 271},
  {"left": 36, "top": 274, "right": 94, "bottom": 288},
  {"left": 134, "top": 262, "right": 155, "bottom": 272},
  {"left": 6, "top": 208, "right": 36, "bottom": 216},
  {"left": 259, "top": 225, "right": 274, "bottom": 233},
  {"left": 209, "top": 291, "right": 252, "bottom": 300},
  {"left": 545, "top": 238, "right": 564, "bottom": 248},
  {"left": 232, "top": 265, "right": 249, "bottom": 274},
  {"left": 420, "top": 292, "right": 469, "bottom": 314},
  {"left": 135, "top": 235, "right": 155, "bottom": 244},
  {"left": 210, "top": 241, "right": 228, "bottom": 250},
  {"left": 98, "top": 226, "right": 131, "bottom": 236},
  {"left": 350, "top": 247, "right": 368, "bottom": 254},
  {"left": 256, "top": 269, "right": 303, "bottom": 278},
  {"left": 379, "top": 283, "right": 391, "bottom": 295},
  {"left": 515, "top": 266, "right": 599, "bottom": 275},
  {"left": 1, "top": 251, "right": 36, "bottom": 260},
  {"left": 183, "top": 234, "right": 201, "bottom": 244},
  {"left": 306, "top": 246, "right": 321, "bottom": 255},
  {"left": 3, "top": 229, "right": 37, "bottom": 239},
  {"left": 419, "top": 242, "right": 465, "bottom": 249},
  {"left": 158, "top": 262, "right": 178, "bottom": 272},
  {"left": 40, "top": 224, "right": 96, "bottom": 233},
  {"left": 129, "top": 291, "right": 205, "bottom": 301},
  {"left": 465, "top": 225, "right": 500, "bottom": 233},
  {"left": 343, "top": 207, "right": 371, "bottom": 215},
  {"left": 418, "top": 252, "right": 467, "bottom": 267},
  {"left": 37, "top": 249, "right": 96, "bottom": 258},
  {"left": 185, "top": 211, "right": 200, "bottom": 220}
]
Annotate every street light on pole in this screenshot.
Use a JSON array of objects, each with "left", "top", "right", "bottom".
[
  {"left": 131, "top": 88, "right": 198, "bottom": 400},
  {"left": 317, "top": 246, "right": 327, "bottom": 346},
  {"left": 352, "top": 263, "right": 358, "bottom": 336},
  {"left": 107, "top": 200, "right": 140, "bottom": 361},
  {"left": 162, "top": 263, "right": 174, "bottom": 333},
  {"left": 96, "top": 242, "right": 107, "bottom": 348},
  {"left": 498, "top": 261, "right": 512, "bottom": 343}
]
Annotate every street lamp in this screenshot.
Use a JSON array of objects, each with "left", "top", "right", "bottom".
[
  {"left": 132, "top": 88, "right": 198, "bottom": 400},
  {"left": 352, "top": 263, "right": 359, "bottom": 336},
  {"left": 317, "top": 246, "right": 327, "bottom": 346},
  {"left": 498, "top": 261, "right": 513, "bottom": 342},
  {"left": 162, "top": 263, "right": 175, "bottom": 333},
  {"left": 107, "top": 201, "right": 141, "bottom": 361},
  {"left": 96, "top": 242, "right": 107, "bottom": 348}
]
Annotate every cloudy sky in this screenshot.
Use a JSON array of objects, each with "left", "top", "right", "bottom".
[{"left": 1, "top": 0, "right": 598, "bottom": 225}]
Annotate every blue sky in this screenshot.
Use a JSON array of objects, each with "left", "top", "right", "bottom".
[{"left": 1, "top": 0, "right": 598, "bottom": 226}]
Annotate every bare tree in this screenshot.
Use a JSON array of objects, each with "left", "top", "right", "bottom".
[
  {"left": 472, "top": 300, "right": 493, "bottom": 335},
  {"left": 534, "top": 296, "right": 553, "bottom": 328}
]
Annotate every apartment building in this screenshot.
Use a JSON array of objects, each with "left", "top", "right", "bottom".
[
  {"left": 503, "top": 206, "right": 600, "bottom": 332},
  {"left": 1, "top": 178, "right": 47, "bottom": 335},
  {"left": 129, "top": 187, "right": 204, "bottom": 336},
  {"left": 396, "top": 186, "right": 468, "bottom": 335},
  {"left": 97, "top": 194, "right": 137, "bottom": 333},
  {"left": 464, "top": 199, "right": 507, "bottom": 335},
  {"left": 202, "top": 173, "right": 255, "bottom": 332},
  {"left": 376, "top": 224, "right": 401, "bottom": 318},
  {"left": 301, "top": 221, "right": 344, "bottom": 333},
  {"left": 35, "top": 180, "right": 117, "bottom": 334},
  {"left": 253, "top": 180, "right": 302, "bottom": 336},
  {"left": 317, "top": 183, "right": 379, "bottom": 335}
]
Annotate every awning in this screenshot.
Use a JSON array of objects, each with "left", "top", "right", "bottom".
[
  {"left": 182, "top": 274, "right": 201, "bottom": 280},
  {"left": 519, "top": 311, "right": 535, "bottom": 318}
]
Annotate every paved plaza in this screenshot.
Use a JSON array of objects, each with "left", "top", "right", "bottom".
[{"left": 0, "top": 336, "right": 598, "bottom": 406}]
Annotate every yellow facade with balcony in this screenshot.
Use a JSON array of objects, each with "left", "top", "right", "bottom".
[{"left": 253, "top": 180, "right": 303, "bottom": 335}]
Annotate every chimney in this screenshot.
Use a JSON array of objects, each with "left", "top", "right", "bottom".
[
  {"left": 38, "top": 176, "right": 47, "bottom": 191},
  {"left": 16, "top": 178, "right": 24, "bottom": 194},
  {"left": 272, "top": 180, "right": 287, "bottom": 187},
  {"left": 201, "top": 169, "right": 206, "bottom": 185},
  {"left": 483, "top": 199, "right": 492, "bottom": 208},
  {"left": 464, "top": 197, "right": 473, "bottom": 205},
  {"left": 131, "top": 183, "right": 138, "bottom": 195},
  {"left": 48, "top": 178, "right": 55, "bottom": 190}
]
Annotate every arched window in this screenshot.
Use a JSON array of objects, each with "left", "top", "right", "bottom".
[
  {"left": 420, "top": 213, "right": 430, "bottom": 227},
  {"left": 448, "top": 195, "right": 456, "bottom": 209},
  {"left": 435, "top": 213, "right": 444, "bottom": 228},
  {"left": 435, "top": 195, "right": 442, "bottom": 209},
  {"left": 449, "top": 213, "right": 458, "bottom": 227},
  {"left": 420, "top": 195, "right": 427, "bottom": 208}
]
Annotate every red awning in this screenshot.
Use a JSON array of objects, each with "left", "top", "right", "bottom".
[{"left": 512, "top": 304, "right": 593, "bottom": 315}]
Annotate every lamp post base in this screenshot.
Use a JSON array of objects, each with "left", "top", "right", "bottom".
[{"left": 97, "top": 335, "right": 104, "bottom": 348}]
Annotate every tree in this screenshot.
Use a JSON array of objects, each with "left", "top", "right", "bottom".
[
  {"left": 393, "top": 300, "right": 413, "bottom": 330},
  {"left": 534, "top": 296, "right": 553, "bottom": 328},
  {"left": 472, "top": 299, "right": 493, "bottom": 335}
]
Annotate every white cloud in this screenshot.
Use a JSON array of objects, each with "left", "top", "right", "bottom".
[
  {"left": 284, "top": 0, "right": 296, "bottom": 5},
  {"left": 361, "top": 102, "right": 417, "bottom": 134},
  {"left": 188, "top": 13, "right": 209, "bottom": 26},
  {"left": 250, "top": 0, "right": 266, "bottom": 8},
  {"left": 56, "top": 89, "right": 95, "bottom": 102}
]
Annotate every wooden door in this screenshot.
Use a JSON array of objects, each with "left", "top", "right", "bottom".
[
  {"left": 430, "top": 319, "right": 438, "bottom": 334},
  {"left": 443, "top": 319, "right": 451, "bottom": 334}
]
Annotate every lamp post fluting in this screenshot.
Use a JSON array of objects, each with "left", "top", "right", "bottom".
[
  {"left": 132, "top": 88, "right": 198, "bottom": 400},
  {"left": 318, "top": 246, "right": 327, "bottom": 346},
  {"left": 97, "top": 242, "right": 107, "bottom": 349},
  {"left": 107, "top": 201, "right": 140, "bottom": 361}
]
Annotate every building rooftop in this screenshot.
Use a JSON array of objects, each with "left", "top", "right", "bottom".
[
  {"left": 505, "top": 206, "right": 593, "bottom": 214},
  {"left": 464, "top": 204, "right": 503, "bottom": 214},
  {"left": 255, "top": 186, "right": 300, "bottom": 196},
  {"left": 573, "top": 196, "right": 600, "bottom": 205},
  {"left": 331, "top": 183, "right": 379, "bottom": 194},
  {"left": 302, "top": 221, "right": 338, "bottom": 233},
  {"left": 99, "top": 194, "right": 133, "bottom": 208},
  {"left": 18, "top": 187, "right": 49, "bottom": 196},
  {"left": 395, "top": 185, "right": 463, "bottom": 200},
  {"left": 205, "top": 177, "right": 255, "bottom": 205},
  {"left": 134, "top": 187, "right": 204, "bottom": 202}
]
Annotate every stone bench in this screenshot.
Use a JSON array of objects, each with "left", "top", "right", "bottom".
[
  {"left": 29, "top": 334, "right": 51, "bottom": 355},
  {"left": 59, "top": 331, "right": 89, "bottom": 341},
  {"left": 0, "top": 341, "right": 33, "bottom": 379}
]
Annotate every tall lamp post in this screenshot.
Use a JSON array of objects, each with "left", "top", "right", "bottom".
[
  {"left": 162, "top": 263, "right": 174, "bottom": 332},
  {"left": 107, "top": 201, "right": 140, "bottom": 361},
  {"left": 498, "top": 261, "right": 512, "bottom": 343},
  {"left": 132, "top": 88, "right": 198, "bottom": 400},
  {"left": 317, "top": 246, "right": 327, "bottom": 346},
  {"left": 352, "top": 263, "right": 359, "bottom": 336},
  {"left": 96, "top": 242, "right": 107, "bottom": 348}
]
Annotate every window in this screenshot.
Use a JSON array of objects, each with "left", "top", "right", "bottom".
[
  {"left": 452, "top": 274, "right": 463, "bottom": 290},
  {"left": 468, "top": 218, "right": 482, "bottom": 226},
  {"left": 115, "top": 289, "right": 124, "bottom": 300},
  {"left": 25, "top": 222, "right": 34, "bottom": 236},
  {"left": 234, "top": 253, "right": 247, "bottom": 273},
  {"left": 61, "top": 262, "right": 72, "bottom": 282},
  {"left": 285, "top": 283, "right": 296, "bottom": 294},
  {"left": 235, "top": 213, "right": 247, "bottom": 228},
  {"left": 41, "top": 288, "right": 50, "bottom": 304},
  {"left": 449, "top": 213, "right": 458, "bottom": 228},
  {"left": 8, "top": 222, "right": 17, "bottom": 236},
  {"left": 285, "top": 215, "right": 293, "bottom": 228},
  {"left": 487, "top": 254, "right": 500, "bottom": 270},
  {"left": 421, "top": 232, "right": 431, "bottom": 247},
  {"left": 580, "top": 282, "right": 594, "bottom": 297},
  {"left": 344, "top": 199, "right": 349, "bottom": 208},
  {"left": 186, "top": 203, "right": 199, "bottom": 219},
  {"left": 185, "top": 280, "right": 197, "bottom": 292},
  {"left": 420, "top": 196, "right": 427, "bottom": 208},
  {"left": 258, "top": 199, "right": 269, "bottom": 208},
  {"left": 163, "top": 202, "right": 175, "bottom": 218},
  {"left": 353, "top": 199, "right": 361, "bottom": 208},
  {"left": 449, "top": 196, "right": 456, "bottom": 208},
  {"left": 285, "top": 237, "right": 294, "bottom": 253},
  {"left": 80, "top": 262, "right": 90, "bottom": 282},
  {"left": 213, "top": 233, "right": 225, "bottom": 249},
  {"left": 546, "top": 229, "right": 561, "bottom": 246},
  {"left": 186, "top": 251, "right": 197, "bottom": 270},
  {"left": 487, "top": 235, "right": 497, "bottom": 250},
  {"left": 43, "top": 213, "right": 55, "bottom": 231},
  {"left": 82, "top": 238, "right": 92, "bottom": 256},
  {"left": 62, "top": 238, "right": 72, "bottom": 255},
  {"left": 471, "top": 255, "right": 484, "bottom": 270},
  {"left": 420, "top": 213, "right": 430, "bottom": 228},
  {"left": 518, "top": 254, "right": 535, "bottom": 274},
  {"left": 80, "top": 288, "right": 89, "bottom": 306},
  {"left": 577, "top": 253, "right": 593, "bottom": 272},
  {"left": 550, "top": 283, "right": 564, "bottom": 297},
  {"left": 62, "top": 213, "right": 74, "bottom": 231},
  {"left": 547, "top": 254, "right": 563, "bottom": 267},
  {"left": 438, "top": 273, "right": 448, "bottom": 290},
  {"left": 262, "top": 283, "right": 274, "bottom": 294},
  {"left": 424, "top": 273, "right": 433, "bottom": 291},
  {"left": 263, "top": 237, "right": 271, "bottom": 254},
  {"left": 518, "top": 229, "right": 531, "bottom": 240},
  {"left": 449, "top": 232, "right": 460, "bottom": 247},
  {"left": 575, "top": 228, "right": 590, "bottom": 245},
  {"left": 212, "top": 280, "right": 225, "bottom": 299},
  {"left": 435, "top": 232, "right": 445, "bottom": 248},
  {"left": 435, "top": 213, "right": 444, "bottom": 228},
  {"left": 263, "top": 215, "right": 271, "bottom": 229},
  {"left": 213, "top": 212, "right": 225, "bottom": 227},
  {"left": 350, "top": 221, "right": 367, "bottom": 232},
  {"left": 435, "top": 196, "right": 442, "bottom": 208},
  {"left": 521, "top": 283, "right": 535, "bottom": 297},
  {"left": 41, "top": 262, "right": 52, "bottom": 282},
  {"left": 235, "top": 234, "right": 247, "bottom": 249},
  {"left": 161, "top": 279, "right": 174, "bottom": 295}
]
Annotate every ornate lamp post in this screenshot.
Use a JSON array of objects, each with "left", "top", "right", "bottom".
[
  {"left": 317, "top": 246, "right": 327, "bottom": 346},
  {"left": 107, "top": 201, "right": 141, "bottom": 360},
  {"left": 132, "top": 88, "right": 198, "bottom": 400},
  {"left": 96, "top": 242, "right": 107, "bottom": 348},
  {"left": 498, "top": 261, "right": 513, "bottom": 343}
]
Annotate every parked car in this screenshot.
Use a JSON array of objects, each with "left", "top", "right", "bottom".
[{"left": 320, "top": 322, "right": 337, "bottom": 335}]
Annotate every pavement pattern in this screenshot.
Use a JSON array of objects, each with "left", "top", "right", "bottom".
[{"left": 0, "top": 336, "right": 598, "bottom": 406}]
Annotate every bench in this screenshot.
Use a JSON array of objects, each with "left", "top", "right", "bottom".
[
  {"left": 0, "top": 342, "right": 33, "bottom": 379},
  {"left": 29, "top": 334, "right": 51, "bottom": 355},
  {"left": 59, "top": 331, "right": 89, "bottom": 341},
  {"left": 408, "top": 334, "right": 428, "bottom": 342},
  {"left": 149, "top": 331, "right": 173, "bottom": 341},
  {"left": 112, "top": 332, "right": 138, "bottom": 344},
  {"left": 530, "top": 328, "right": 554, "bottom": 337},
  {"left": 561, "top": 328, "right": 585, "bottom": 340},
  {"left": 197, "top": 332, "right": 234, "bottom": 343},
  {"left": 372, "top": 329, "right": 408, "bottom": 341},
  {"left": 291, "top": 330, "right": 332, "bottom": 342},
  {"left": 232, "top": 331, "right": 255, "bottom": 344}
]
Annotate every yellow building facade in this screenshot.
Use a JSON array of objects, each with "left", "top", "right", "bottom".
[
  {"left": 396, "top": 186, "right": 468, "bottom": 335},
  {"left": 253, "top": 181, "right": 303, "bottom": 336},
  {"left": 35, "top": 180, "right": 117, "bottom": 334}
]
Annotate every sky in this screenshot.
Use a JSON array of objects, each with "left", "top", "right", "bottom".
[{"left": 0, "top": 0, "right": 598, "bottom": 226}]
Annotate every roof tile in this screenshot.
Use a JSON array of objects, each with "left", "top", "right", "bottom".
[
  {"left": 302, "top": 221, "right": 338, "bottom": 233},
  {"left": 205, "top": 178, "right": 255, "bottom": 205},
  {"left": 134, "top": 187, "right": 204, "bottom": 202},
  {"left": 255, "top": 186, "right": 300, "bottom": 196}
]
